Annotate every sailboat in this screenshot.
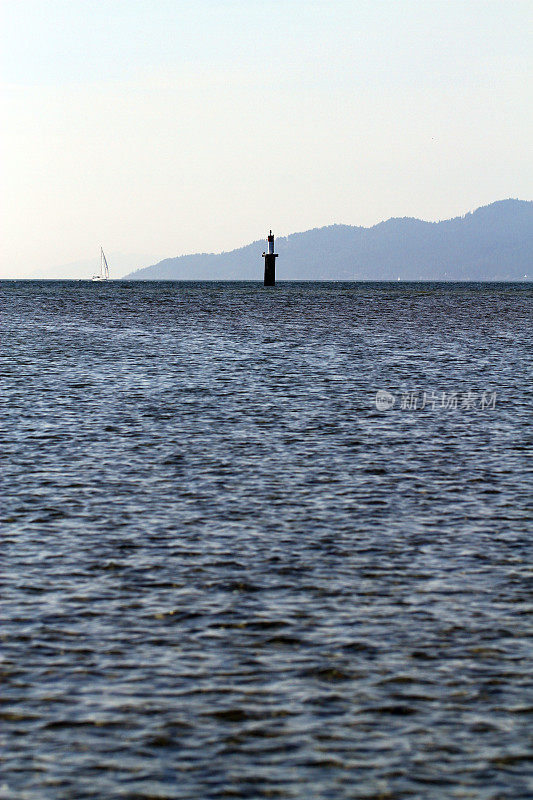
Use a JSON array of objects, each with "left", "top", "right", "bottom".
[{"left": 92, "top": 248, "right": 110, "bottom": 281}]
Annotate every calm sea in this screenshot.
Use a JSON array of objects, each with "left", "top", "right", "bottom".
[{"left": 1, "top": 280, "right": 531, "bottom": 799}]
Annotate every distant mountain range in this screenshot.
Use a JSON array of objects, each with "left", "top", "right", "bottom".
[{"left": 123, "top": 199, "right": 532, "bottom": 281}]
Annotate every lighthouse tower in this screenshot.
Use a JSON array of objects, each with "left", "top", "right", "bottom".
[{"left": 262, "top": 230, "right": 278, "bottom": 286}]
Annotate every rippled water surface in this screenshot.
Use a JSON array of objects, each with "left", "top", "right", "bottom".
[{"left": 1, "top": 280, "right": 532, "bottom": 799}]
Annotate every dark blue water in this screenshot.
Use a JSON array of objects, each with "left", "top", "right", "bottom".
[{"left": 1, "top": 281, "right": 531, "bottom": 799}]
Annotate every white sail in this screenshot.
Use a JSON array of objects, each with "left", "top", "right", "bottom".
[
  {"left": 101, "top": 248, "right": 109, "bottom": 279},
  {"left": 92, "top": 247, "right": 110, "bottom": 280}
]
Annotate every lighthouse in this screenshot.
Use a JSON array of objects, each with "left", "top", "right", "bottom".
[{"left": 262, "top": 230, "right": 278, "bottom": 286}]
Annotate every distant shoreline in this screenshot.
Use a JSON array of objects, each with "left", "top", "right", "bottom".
[{"left": 123, "top": 200, "right": 532, "bottom": 283}]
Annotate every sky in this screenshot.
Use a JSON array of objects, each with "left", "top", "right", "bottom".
[{"left": 1, "top": 0, "right": 532, "bottom": 278}]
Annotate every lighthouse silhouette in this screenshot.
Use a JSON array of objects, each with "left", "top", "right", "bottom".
[{"left": 262, "top": 230, "right": 278, "bottom": 286}]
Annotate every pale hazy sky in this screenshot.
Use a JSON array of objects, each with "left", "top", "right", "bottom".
[{"left": 2, "top": 0, "right": 532, "bottom": 277}]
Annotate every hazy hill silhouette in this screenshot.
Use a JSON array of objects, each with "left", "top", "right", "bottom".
[{"left": 123, "top": 200, "right": 532, "bottom": 281}]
